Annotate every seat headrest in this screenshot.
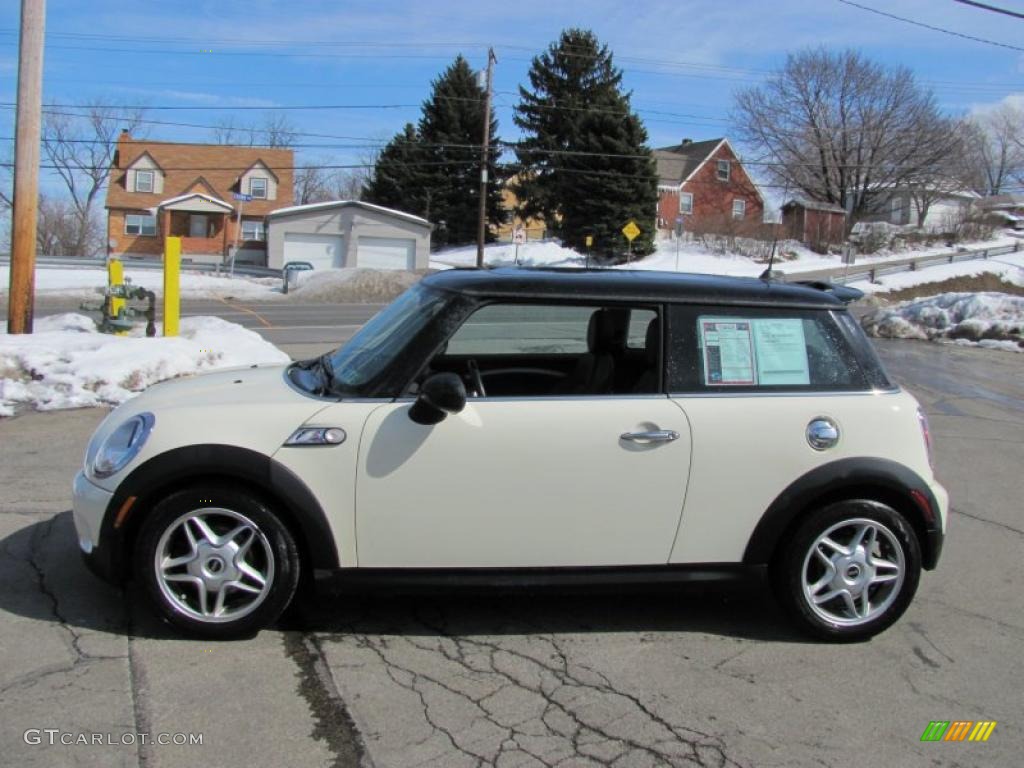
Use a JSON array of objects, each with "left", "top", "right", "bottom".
[
  {"left": 587, "top": 308, "right": 630, "bottom": 354},
  {"left": 644, "top": 318, "right": 660, "bottom": 365}
]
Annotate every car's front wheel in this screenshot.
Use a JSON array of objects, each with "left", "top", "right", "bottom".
[
  {"left": 774, "top": 499, "right": 921, "bottom": 641},
  {"left": 135, "top": 485, "right": 300, "bottom": 639}
]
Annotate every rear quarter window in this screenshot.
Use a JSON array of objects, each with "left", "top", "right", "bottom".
[{"left": 666, "top": 305, "right": 871, "bottom": 392}]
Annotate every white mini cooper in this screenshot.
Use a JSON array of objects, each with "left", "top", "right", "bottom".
[{"left": 73, "top": 269, "right": 947, "bottom": 641}]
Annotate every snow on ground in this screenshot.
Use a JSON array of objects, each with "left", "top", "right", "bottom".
[
  {"left": 861, "top": 293, "right": 1023, "bottom": 352},
  {"left": 0, "top": 313, "right": 288, "bottom": 416},
  {"left": 0, "top": 265, "right": 283, "bottom": 301},
  {"left": 848, "top": 252, "right": 1024, "bottom": 294},
  {"left": 430, "top": 236, "right": 1019, "bottom": 278},
  {"left": 288, "top": 268, "right": 424, "bottom": 303}
]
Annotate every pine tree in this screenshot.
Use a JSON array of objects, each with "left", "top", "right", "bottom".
[
  {"left": 417, "top": 55, "right": 505, "bottom": 249},
  {"left": 364, "top": 56, "right": 505, "bottom": 251},
  {"left": 514, "top": 29, "right": 658, "bottom": 258},
  {"left": 362, "top": 123, "right": 432, "bottom": 217}
]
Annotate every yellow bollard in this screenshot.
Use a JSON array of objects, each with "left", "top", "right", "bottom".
[
  {"left": 164, "top": 236, "right": 181, "bottom": 337},
  {"left": 107, "top": 259, "right": 127, "bottom": 335}
]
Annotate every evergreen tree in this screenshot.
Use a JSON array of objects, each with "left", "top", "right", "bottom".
[
  {"left": 362, "top": 123, "right": 431, "bottom": 217},
  {"left": 417, "top": 55, "right": 505, "bottom": 249},
  {"left": 364, "top": 56, "right": 505, "bottom": 251},
  {"left": 514, "top": 29, "right": 658, "bottom": 258}
]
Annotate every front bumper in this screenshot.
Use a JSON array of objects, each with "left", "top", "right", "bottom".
[{"left": 72, "top": 471, "right": 118, "bottom": 582}]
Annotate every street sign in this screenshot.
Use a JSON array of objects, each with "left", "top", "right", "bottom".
[
  {"left": 622, "top": 220, "right": 641, "bottom": 242},
  {"left": 674, "top": 216, "right": 685, "bottom": 237},
  {"left": 512, "top": 227, "right": 526, "bottom": 245},
  {"left": 585, "top": 235, "right": 593, "bottom": 247},
  {"left": 233, "top": 193, "right": 253, "bottom": 202}
]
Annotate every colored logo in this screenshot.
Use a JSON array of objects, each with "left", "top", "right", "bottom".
[{"left": 921, "top": 721, "right": 997, "bottom": 742}]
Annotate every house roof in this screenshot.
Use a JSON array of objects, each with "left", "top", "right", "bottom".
[
  {"left": 267, "top": 199, "right": 431, "bottom": 227},
  {"left": 106, "top": 134, "right": 294, "bottom": 216},
  {"left": 654, "top": 139, "right": 725, "bottom": 185},
  {"left": 157, "top": 192, "right": 234, "bottom": 211},
  {"left": 783, "top": 197, "right": 846, "bottom": 214}
]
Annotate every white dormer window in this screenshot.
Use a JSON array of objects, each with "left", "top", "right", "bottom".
[
  {"left": 250, "top": 177, "right": 268, "bottom": 199},
  {"left": 135, "top": 170, "right": 154, "bottom": 193},
  {"left": 717, "top": 160, "right": 731, "bottom": 182}
]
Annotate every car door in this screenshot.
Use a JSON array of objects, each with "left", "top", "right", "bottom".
[{"left": 353, "top": 303, "right": 692, "bottom": 569}]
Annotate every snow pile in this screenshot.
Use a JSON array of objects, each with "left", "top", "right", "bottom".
[
  {"left": 0, "top": 265, "right": 282, "bottom": 300},
  {"left": 0, "top": 313, "right": 288, "bottom": 416},
  {"left": 289, "top": 268, "right": 429, "bottom": 303},
  {"left": 431, "top": 241, "right": 586, "bottom": 269},
  {"left": 861, "top": 292, "right": 1024, "bottom": 352}
]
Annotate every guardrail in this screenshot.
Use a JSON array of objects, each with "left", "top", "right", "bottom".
[
  {"left": 787, "top": 242, "right": 1021, "bottom": 285},
  {"left": 0, "top": 255, "right": 282, "bottom": 278}
]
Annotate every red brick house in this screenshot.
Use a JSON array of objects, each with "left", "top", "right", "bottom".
[
  {"left": 104, "top": 132, "right": 294, "bottom": 264},
  {"left": 655, "top": 138, "right": 764, "bottom": 235},
  {"left": 781, "top": 198, "right": 847, "bottom": 249}
]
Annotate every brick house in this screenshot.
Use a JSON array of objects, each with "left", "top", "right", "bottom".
[
  {"left": 654, "top": 138, "right": 764, "bottom": 236},
  {"left": 104, "top": 132, "right": 294, "bottom": 264}
]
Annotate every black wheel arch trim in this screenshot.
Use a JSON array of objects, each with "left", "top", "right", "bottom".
[
  {"left": 97, "top": 444, "right": 339, "bottom": 582},
  {"left": 742, "top": 457, "right": 943, "bottom": 570}
]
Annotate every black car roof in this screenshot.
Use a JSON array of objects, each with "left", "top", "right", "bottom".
[{"left": 421, "top": 268, "right": 845, "bottom": 309}]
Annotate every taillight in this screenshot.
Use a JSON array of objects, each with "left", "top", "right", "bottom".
[{"left": 917, "top": 408, "right": 934, "bottom": 470}]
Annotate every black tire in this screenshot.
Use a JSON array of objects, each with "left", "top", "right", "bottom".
[
  {"left": 134, "top": 484, "right": 300, "bottom": 639},
  {"left": 773, "top": 499, "right": 922, "bottom": 642}
]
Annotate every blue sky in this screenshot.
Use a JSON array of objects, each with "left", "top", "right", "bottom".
[{"left": 1, "top": 0, "right": 1022, "bottom": 194}]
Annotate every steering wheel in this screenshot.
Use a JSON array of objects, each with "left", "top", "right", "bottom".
[{"left": 467, "top": 359, "right": 487, "bottom": 398}]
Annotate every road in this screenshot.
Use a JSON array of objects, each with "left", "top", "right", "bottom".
[{"left": 0, "top": 301, "right": 1021, "bottom": 767}]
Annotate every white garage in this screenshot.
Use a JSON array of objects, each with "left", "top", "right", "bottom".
[
  {"left": 266, "top": 201, "right": 431, "bottom": 271},
  {"left": 283, "top": 233, "right": 344, "bottom": 270},
  {"left": 356, "top": 236, "right": 416, "bottom": 270}
]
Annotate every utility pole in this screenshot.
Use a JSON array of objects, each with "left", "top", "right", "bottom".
[
  {"left": 475, "top": 47, "right": 496, "bottom": 269},
  {"left": 7, "top": 0, "right": 46, "bottom": 334}
]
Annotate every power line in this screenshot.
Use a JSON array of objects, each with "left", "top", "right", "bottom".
[
  {"left": 950, "top": 0, "right": 1024, "bottom": 21},
  {"left": 835, "top": 0, "right": 1024, "bottom": 52}
]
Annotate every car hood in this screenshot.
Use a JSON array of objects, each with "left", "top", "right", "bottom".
[{"left": 85, "top": 364, "right": 334, "bottom": 491}]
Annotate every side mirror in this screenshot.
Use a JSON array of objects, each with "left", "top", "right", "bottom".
[{"left": 408, "top": 373, "right": 467, "bottom": 425}]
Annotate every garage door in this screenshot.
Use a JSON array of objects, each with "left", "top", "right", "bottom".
[
  {"left": 356, "top": 236, "right": 416, "bottom": 270},
  {"left": 283, "top": 233, "right": 344, "bottom": 270}
]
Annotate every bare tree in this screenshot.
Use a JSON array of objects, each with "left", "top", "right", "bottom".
[
  {"left": 36, "top": 193, "right": 103, "bottom": 257},
  {"left": 211, "top": 111, "right": 297, "bottom": 148},
  {"left": 42, "top": 100, "right": 146, "bottom": 256},
  {"left": 959, "top": 103, "right": 1024, "bottom": 196},
  {"left": 733, "top": 48, "right": 958, "bottom": 224}
]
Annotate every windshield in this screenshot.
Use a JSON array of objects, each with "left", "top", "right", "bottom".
[{"left": 324, "top": 284, "right": 449, "bottom": 396}]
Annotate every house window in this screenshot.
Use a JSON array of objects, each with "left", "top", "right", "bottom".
[
  {"left": 732, "top": 199, "right": 746, "bottom": 219},
  {"left": 135, "top": 170, "right": 154, "bottom": 193},
  {"left": 679, "top": 192, "right": 694, "bottom": 214},
  {"left": 249, "top": 177, "right": 268, "bottom": 199},
  {"left": 241, "top": 220, "right": 265, "bottom": 241},
  {"left": 890, "top": 196, "right": 904, "bottom": 223},
  {"left": 717, "top": 160, "right": 731, "bottom": 182},
  {"left": 125, "top": 213, "right": 156, "bottom": 236}
]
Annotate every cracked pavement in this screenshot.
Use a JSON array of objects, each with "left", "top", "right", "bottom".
[{"left": 0, "top": 339, "right": 1021, "bottom": 767}]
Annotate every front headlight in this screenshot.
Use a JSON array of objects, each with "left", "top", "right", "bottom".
[{"left": 89, "top": 413, "right": 155, "bottom": 479}]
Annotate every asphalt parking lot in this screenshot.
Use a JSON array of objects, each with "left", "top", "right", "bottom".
[{"left": 0, "top": 305, "right": 1021, "bottom": 767}]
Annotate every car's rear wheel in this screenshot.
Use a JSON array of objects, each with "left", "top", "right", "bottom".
[
  {"left": 774, "top": 499, "right": 921, "bottom": 641},
  {"left": 135, "top": 485, "right": 300, "bottom": 639}
]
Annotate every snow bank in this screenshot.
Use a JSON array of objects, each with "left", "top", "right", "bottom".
[
  {"left": 0, "top": 266, "right": 283, "bottom": 301},
  {"left": 0, "top": 313, "right": 289, "bottom": 415},
  {"left": 861, "top": 292, "right": 1023, "bottom": 351},
  {"left": 289, "top": 268, "right": 428, "bottom": 303}
]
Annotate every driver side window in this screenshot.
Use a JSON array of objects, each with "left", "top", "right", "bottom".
[{"left": 425, "top": 303, "right": 661, "bottom": 397}]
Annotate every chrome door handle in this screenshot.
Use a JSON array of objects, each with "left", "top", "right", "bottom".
[{"left": 620, "top": 429, "right": 679, "bottom": 443}]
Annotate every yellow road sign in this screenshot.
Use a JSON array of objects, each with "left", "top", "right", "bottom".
[
  {"left": 622, "top": 220, "right": 641, "bottom": 241},
  {"left": 585, "top": 235, "right": 593, "bottom": 247}
]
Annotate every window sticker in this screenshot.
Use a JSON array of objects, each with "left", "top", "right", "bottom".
[
  {"left": 699, "top": 318, "right": 755, "bottom": 385},
  {"left": 753, "top": 319, "right": 810, "bottom": 386}
]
